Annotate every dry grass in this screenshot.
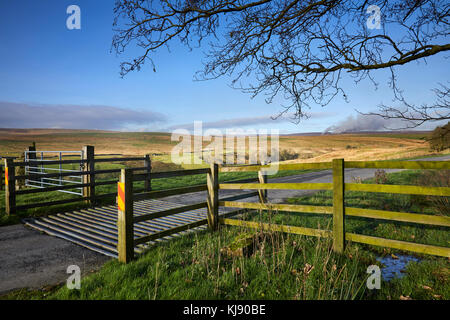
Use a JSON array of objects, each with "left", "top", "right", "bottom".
[
  {"left": 0, "top": 129, "right": 442, "bottom": 162},
  {"left": 279, "top": 134, "right": 437, "bottom": 163}
]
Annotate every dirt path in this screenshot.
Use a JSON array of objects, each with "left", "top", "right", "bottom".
[{"left": 1, "top": 154, "right": 448, "bottom": 295}]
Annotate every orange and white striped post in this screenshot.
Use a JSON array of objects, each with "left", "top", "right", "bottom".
[
  {"left": 4, "top": 158, "right": 16, "bottom": 215},
  {"left": 117, "top": 168, "right": 134, "bottom": 263},
  {"left": 5, "top": 166, "right": 8, "bottom": 187}
]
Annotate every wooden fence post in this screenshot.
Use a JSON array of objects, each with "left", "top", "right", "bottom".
[
  {"left": 26, "top": 145, "right": 36, "bottom": 188},
  {"left": 332, "top": 158, "right": 345, "bottom": 253},
  {"left": 144, "top": 154, "right": 152, "bottom": 192},
  {"left": 0, "top": 163, "right": 3, "bottom": 191},
  {"left": 82, "top": 145, "right": 95, "bottom": 205},
  {"left": 117, "top": 168, "right": 134, "bottom": 263},
  {"left": 207, "top": 163, "right": 219, "bottom": 231},
  {"left": 258, "top": 168, "right": 268, "bottom": 203},
  {"left": 4, "top": 158, "right": 16, "bottom": 215}
]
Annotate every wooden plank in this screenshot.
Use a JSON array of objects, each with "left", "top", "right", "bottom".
[
  {"left": 133, "top": 203, "right": 205, "bottom": 226},
  {"left": 222, "top": 177, "right": 259, "bottom": 184},
  {"left": 207, "top": 163, "right": 219, "bottom": 230},
  {"left": 26, "top": 145, "right": 38, "bottom": 188},
  {"left": 15, "top": 170, "right": 89, "bottom": 181},
  {"left": 258, "top": 169, "right": 268, "bottom": 203},
  {"left": 83, "top": 146, "right": 95, "bottom": 205},
  {"left": 220, "top": 218, "right": 332, "bottom": 238},
  {"left": 93, "top": 167, "right": 148, "bottom": 175},
  {"left": 15, "top": 182, "right": 90, "bottom": 195},
  {"left": 219, "top": 201, "right": 333, "bottom": 215},
  {"left": 333, "top": 159, "right": 345, "bottom": 253},
  {"left": 93, "top": 157, "right": 146, "bottom": 163},
  {"left": 131, "top": 173, "right": 150, "bottom": 181},
  {"left": 133, "top": 184, "right": 208, "bottom": 201},
  {"left": 219, "top": 191, "right": 259, "bottom": 202},
  {"left": 133, "top": 202, "right": 208, "bottom": 223},
  {"left": 95, "top": 192, "right": 117, "bottom": 200},
  {"left": 220, "top": 162, "right": 332, "bottom": 172},
  {"left": 15, "top": 167, "right": 204, "bottom": 181},
  {"left": 346, "top": 207, "right": 450, "bottom": 227},
  {"left": 345, "top": 183, "right": 450, "bottom": 196},
  {"left": 219, "top": 182, "right": 332, "bottom": 190},
  {"left": 14, "top": 196, "right": 92, "bottom": 211},
  {"left": 4, "top": 158, "right": 16, "bottom": 215},
  {"left": 93, "top": 180, "right": 118, "bottom": 187},
  {"left": 346, "top": 233, "right": 450, "bottom": 258},
  {"left": 117, "top": 169, "right": 134, "bottom": 263},
  {"left": 89, "top": 169, "right": 121, "bottom": 175},
  {"left": 345, "top": 160, "right": 450, "bottom": 170},
  {"left": 149, "top": 168, "right": 210, "bottom": 179},
  {"left": 144, "top": 154, "right": 152, "bottom": 192},
  {"left": 133, "top": 200, "right": 209, "bottom": 221}
]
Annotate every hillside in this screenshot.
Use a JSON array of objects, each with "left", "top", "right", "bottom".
[{"left": 0, "top": 128, "right": 441, "bottom": 162}]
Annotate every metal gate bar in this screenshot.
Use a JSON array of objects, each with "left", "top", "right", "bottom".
[{"left": 24, "top": 150, "right": 84, "bottom": 195}]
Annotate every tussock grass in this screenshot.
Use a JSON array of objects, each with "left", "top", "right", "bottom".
[
  {"left": 38, "top": 223, "right": 370, "bottom": 300},
  {"left": 1, "top": 166, "right": 448, "bottom": 300}
]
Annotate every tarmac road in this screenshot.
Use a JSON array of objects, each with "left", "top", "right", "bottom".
[
  {"left": 0, "top": 154, "right": 448, "bottom": 294},
  {"left": 163, "top": 154, "right": 450, "bottom": 204}
]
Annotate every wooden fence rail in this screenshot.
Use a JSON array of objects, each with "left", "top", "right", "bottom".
[
  {"left": 115, "top": 158, "right": 449, "bottom": 263},
  {"left": 116, "top": 164, "right": 265, "bottom": 263},
  {"left": 5, "top": 149, "right": 449, "bottom": 261}
]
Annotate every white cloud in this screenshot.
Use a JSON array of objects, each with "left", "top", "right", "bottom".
[{"left": 0, "top": 101, "right": 167, "bottom": 130}]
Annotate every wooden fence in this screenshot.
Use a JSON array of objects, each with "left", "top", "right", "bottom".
[
  {"left": 3, "top": 145, "right": 152, "bottom": 215},
  {"left": 219, "top": 159, "right": 450, "bottom": 258},
  {"left": 4, "top": 151, "right": 449, "bottom": 261},
  {"left": 116, "top": 165, "right": 260, "bottom": 262}
]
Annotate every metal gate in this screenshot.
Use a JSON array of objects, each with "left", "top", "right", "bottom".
[{"left": 24, "top": 150, "right": 84, "bottom": 195}]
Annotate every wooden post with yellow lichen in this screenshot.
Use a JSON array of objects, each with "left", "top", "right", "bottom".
[
  {"left": 207, "top": 163, "right": 219, "bottom": 231},
  {"left": 332, "top": 158, "right": 345, "bottom": 253}
]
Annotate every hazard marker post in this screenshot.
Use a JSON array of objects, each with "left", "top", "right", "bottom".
[
  {"left": 117, "top": 168, "right": 134, "bottom": 263},
  {"left": 4, "top": 158, "right": 16, "bottom": 215}
]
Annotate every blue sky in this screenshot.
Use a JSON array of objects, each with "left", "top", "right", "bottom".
[{"left": 0, "top": 0, "right": 448, "bottom": 133}]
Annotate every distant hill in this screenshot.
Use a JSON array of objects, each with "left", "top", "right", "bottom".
[
  {"left": 0, "top": 128, "right": 438, "bottom": 162},
  {"left": 0, "top": 128, "right": 117, "bottom": 135},
  {"left": 284, "top": 130, "right": 432, "bottom": 136}
]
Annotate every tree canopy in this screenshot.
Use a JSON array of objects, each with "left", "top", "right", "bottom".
[{"left": 113, "top": 0, "right": 449, "bottom": 123}]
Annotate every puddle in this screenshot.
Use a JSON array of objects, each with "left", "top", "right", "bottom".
[{"left": 376, "top": 254, "right": 421, "bottom": 281}]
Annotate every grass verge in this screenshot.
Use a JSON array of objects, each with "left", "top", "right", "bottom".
[{"left": 3, "top": 170, "right": 448, "bottom": 300}]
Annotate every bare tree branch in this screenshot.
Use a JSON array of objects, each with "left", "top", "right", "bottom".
[
  {"left": 361, "top": 83, "right": 450, "bottom": 129},
  {"left": 112, "top": 0, "right": 450, "bottom": 121}
]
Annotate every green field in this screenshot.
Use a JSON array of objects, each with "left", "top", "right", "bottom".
[
  {"left": 3, "top": 169, "right": 448, "bottom": 300},
  {"left": 0, "top": 162, "right": 317, "bottom": 226}
]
